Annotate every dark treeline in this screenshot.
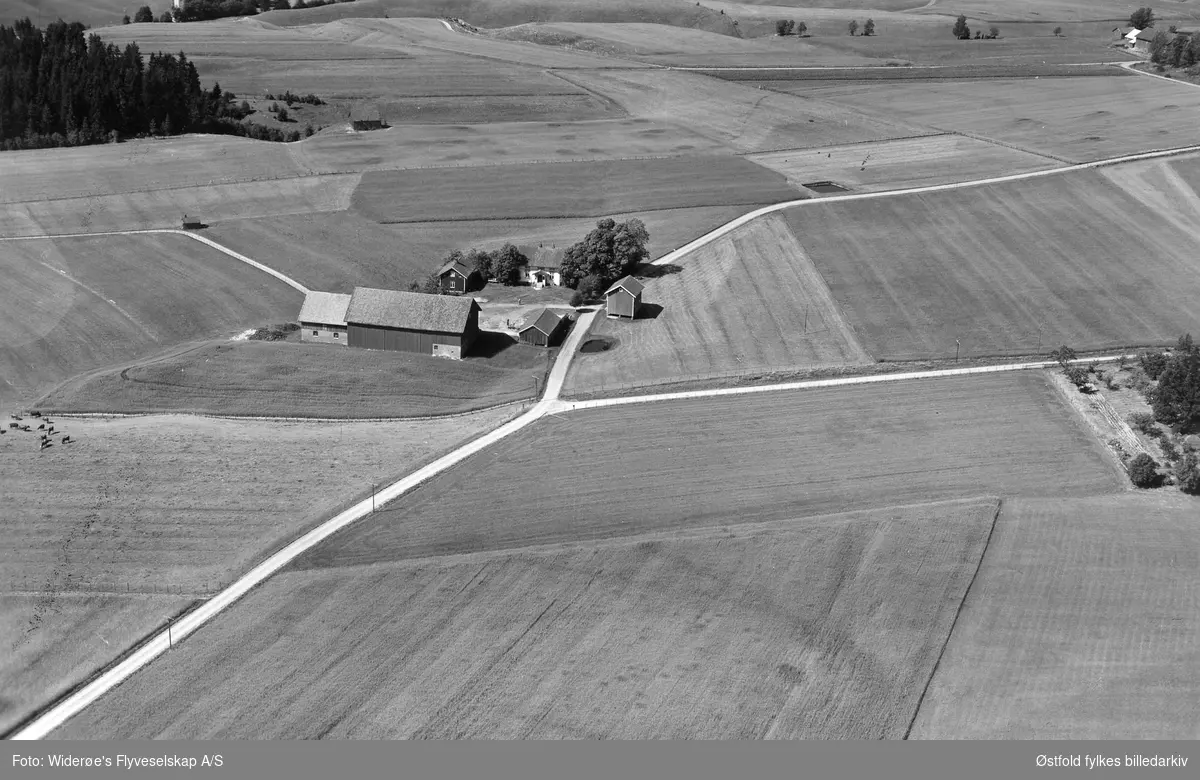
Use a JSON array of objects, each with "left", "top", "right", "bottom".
[
  {"left": 172, "top": 0, "right": 356, "bottom": 23},
  {"left": 0, "top": 18, "right": 303, "bottom": 151}
]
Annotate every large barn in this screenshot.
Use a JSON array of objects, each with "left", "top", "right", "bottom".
[
  {"left": 344, "top": 286, "right": 480, "bottom": 359},
  {"left": 297, "top": 291, "right": 351, "bottom": 345}
]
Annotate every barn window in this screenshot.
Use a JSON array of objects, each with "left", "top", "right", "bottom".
[
  {"left": 313, "top": 330, "right": 319, "bottom": 336},
  {"left": 333, "top": 332, "right": 339, "bottom": 339}
]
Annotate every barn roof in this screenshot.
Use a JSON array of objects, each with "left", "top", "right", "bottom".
[
  {"left": 604, "top": 275, "right": 645, "bottom": 297},
  {"left": 346, "top": 287, "right": 478, "bottom": 333},
  {"left": 1135, "top": 28, "right": 1158, "bottom": 41},
  {"left": 519, "top": 308, "right": 565, "bottom": 336},
  {"left": 437, "top": 258, "right": 473, "bottom": 278},
  {"left": 1124, "top": 27, "right": 1141, "bottom": 40},
  {"left": 297, "top": 291, "right": 351, "bottom": 327}
]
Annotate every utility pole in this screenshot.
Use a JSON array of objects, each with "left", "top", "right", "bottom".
[
  {"left": 372, "top": 483, "right": 376, "bottom": 513},
  {"left": 803, "top": 304, "right": 809, "bottom": 334},
  {"left": 532, "top": 375, "right": 539, "bottom": 399},
  {"left": 955, "top": 339, "right": 961, "bottom": 363}
]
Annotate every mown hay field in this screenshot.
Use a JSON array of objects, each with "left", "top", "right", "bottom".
[
  {"left": 0, "top": 175, "right": 360, "bottom": 238},
  {"left": 1, "top": 592, "right": 194, "bottom": 736},
  {"left": 558, "top": 69, "right": 936, "bottom": 153},
  {"left": 303, "top": 373, "right": 1121, "bottom": 568},
  {"left": 349, "top": 156, "right": 798, "bottom": 223},
  {"left": 0, "top": 234, "right": 301, "bottom": 407},
  {"left": 0, "top": 406, "right": 518, "bottom": 733},
  {"left": 205, "top": 203, "right": 758, "bottom": 291},
  {"left": 39, "top": 339, "right": 552, "bottom": 419},
  {"left": 785, "top": 165, "right": 1200, "bottom": 361},
  {"left": 911, "top": 494, "right": 1200, "bottom": 739},
  {"left": 289, "top": 118, "right": 727, "bottom": 173},
  {"left": 747, "top": 134, "right": 1060, "bottom": 193},
  {"left": 806, "top": 75, "right": 1200, "bottom": 162},
  {"left": 564, "top": 215, "right": 871, "bottom": 396},
  {"left": 54, "top": 499, "right": 999, "bottom": 739}
]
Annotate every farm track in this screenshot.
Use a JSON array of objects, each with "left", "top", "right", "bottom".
[{"left": 12, "top": 142, "right": 1200, "bottom": 739}]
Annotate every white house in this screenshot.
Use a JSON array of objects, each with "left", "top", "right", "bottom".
[{"left": 524, "top": 265, "right": 562, "bottom": 289}]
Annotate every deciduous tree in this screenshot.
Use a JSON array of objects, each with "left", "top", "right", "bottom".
[
  {"left": 952, "top": 14, "right": 970, "bottom": 40},
  {"left": 863, "top": 19, "right": 875, "bottom": 36},
  {"left": 133, "top": 5, "right": 154, "bottom": 22},
  {"left": 848, "top": 20, "right": 858, "bottom": 36},
  {"left": 491, "top": 243, "right": 529, "bottom": 286},
  {"left": 1130, "top": 7, "right": 1155, "bottom": 29},
  {"left": 796, "top": 21, "right": 807, "bottom": 36},
  {"left": 559, "top": 218, "right": 650, "bottom": 289}
]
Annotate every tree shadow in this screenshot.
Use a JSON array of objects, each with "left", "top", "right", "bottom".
[
  {"left": 469, "top": 330, "right": 519, "bottom": 359},
  {"left": 636, "top": 263, "right": 683, "bottom": 279}
]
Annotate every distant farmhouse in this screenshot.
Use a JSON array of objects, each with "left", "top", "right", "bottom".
[
  {"left": 518, "top": 309, "right": 569, "bottom": 347},
  {"left": 604, "top": 276, "right": 644, "bottom": 319},
  {"left": 437, "top": 257, "right": 483, "bottom": 294},
  {"left": 349, "top": 104, "right": 386, "bottom": 132},
  {"left": 297, "top": 287, "right": 480, "bottom": 359},
  {"left": 1132, "top": 28, "right": 1158, "bottom": 53},
  {"left": 524, "top": 265, "right": 562, "bottom": 289}
]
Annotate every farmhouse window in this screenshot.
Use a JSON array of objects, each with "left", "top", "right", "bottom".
[
  {"left": 313, "top": 330, "right": 319, "bottom": 336},
  {"left": 334, "top": 332, "right": 339, "bottom": 339}
]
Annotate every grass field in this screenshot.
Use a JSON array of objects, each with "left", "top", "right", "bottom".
[
  {"left": 1, "top": 593, "right": 194, "bottom": 736},
  {"left": 747, "top": 134, "right": 1060, "bottom": 193},
  {"left": 806, "top": 75, "right": 1200, "bottom": 162},
  {"left": 728, "top": 64, "right": 1130, "bottom": 83},
  {"left": 564, "top": 215, "right": 871, "bottom": 396},
  {"left": 0, "top": 175, "right": 360, "bottom": 237},
  {"left": 349, "top": 156, "right": 799, "bottom": 222},
  {"left": 558, "top": 69, "right": 936, "bottom": 153},
  {"left": 302, "top": 372, "right": 1121, "bottom": 568},
  {"left": 0, "top": 406, "right": 517, "bottom": 734},
  {"left": 37, "top": 338, "right": 552, "bottom": 418},
  {"left": 784, "top": 166, "right": 1200, "bottom": 361},
  {"left": 205, "top": 203, "right": 757, "bottom": 291},
  {"left": 0, "top": 234, "right": 301, "bottom": 407},
  {"left": 52, "top": 498, "right": 999, "bottom": 739},
  {"left": 910, "top": 494, "right": 1200, "bottom": 739}
]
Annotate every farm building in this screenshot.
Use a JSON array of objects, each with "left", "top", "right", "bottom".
[
  {"left": 297, "top": 291, "right": 352, "bottom": 345},
  {"left": 604, "top": 276, "right": 645, "bottom": 319},
  {"left": 345, "top": 286, "right": 480, "bottom": 359},
  {"left": 524, "top": 265, "right": 563, "bottom": 289},
  {"left": 1114, "top": 27, "right": 1140, "bottom": 48},
  {"left": 518, "top": 309, "right": 570, "bottom": 347},
  {"left": 1133, "top": 28, "right": 1158, "bottom": 53},
  {"left": 350, "top": 104, "right": 385, "bottom": 132},
  {"left": 437, "top": 258, "right": 483, "bottom": 294}
]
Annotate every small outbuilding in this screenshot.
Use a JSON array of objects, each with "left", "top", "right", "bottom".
[
  {"left": 603, "top": 276, "right": 644, "bottom": 319},
  {"left": 437, "top": 258, "right": 482, "bottom": 295},
  {"left": 345, "top": 286, "right": 480, "bottom": 359},
  {"left": 297, "top": 291, "right": 352, "bottom": 345},
  {"left": 518, "top": 309, "right": 570, "bottom": 347}
]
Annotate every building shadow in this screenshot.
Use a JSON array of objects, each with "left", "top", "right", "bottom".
[
  {"left": 469, "top": 330, "right": 519, "bottom": 359},
  {"left": 635, "top": 303, "right": 663, "bottom": 320}
]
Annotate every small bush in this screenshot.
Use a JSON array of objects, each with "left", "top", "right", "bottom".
[
  {"left": 1160, "top": 437, "right": 1180, "bottom": 462},
  {"left": 1128, "top": 453, "right": 1164, "bottom": 488},
  {"left": 570, "top": 289, "right": 585, "bottom": 307},
  {"left": 249, "top": 322, "right": 299, "bottom": 341},
  {"left": 1064, "top": 365, "right": 1090, "bottom": 388},
  {"left": 1128, "top": 412, "right": 1160, "bottom": 437}
]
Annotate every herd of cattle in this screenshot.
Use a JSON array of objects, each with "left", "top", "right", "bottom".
[{"left": 5, "top": 411, "right": 72, "bottom": 450}]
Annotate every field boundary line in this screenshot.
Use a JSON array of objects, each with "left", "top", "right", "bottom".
[
  {"left": 903, "top": 498, "right": 1005, "bottom": 740},
  {"left": 36, "top": 398, "right": 535, "bottom": 425},
  {"left": 557, "top": 355, "right": 1140, "bottom": 412},
  {"left": 0, "top": 229, "right": 309, "bottom": 294},
  {"left": 296, "top": 496, "right": 1003, "bottom": 574}
]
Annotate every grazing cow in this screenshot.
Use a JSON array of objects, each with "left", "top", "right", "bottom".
[
  {"left": 30, "top": 411, "right": 41, "bottom": 418},
  {"left": 48, "top": 426, "right": 54, "bottom": 434},
  {"left": 37, "top": 423, "right": 44, "bottom": 430},
  {"left": 7, "top": 423, "right": 16, "bottom": 429},
  {"left": 62, "top": 435, "right": 71, "bottom": 443},
  {"left": 11, "top": 414, "right": 20, "bottom": 421}
]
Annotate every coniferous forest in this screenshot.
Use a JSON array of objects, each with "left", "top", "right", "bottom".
[{"left": 0, "top": 18, "right": 303, "bottom": 151}]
